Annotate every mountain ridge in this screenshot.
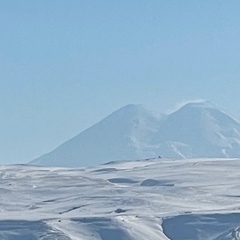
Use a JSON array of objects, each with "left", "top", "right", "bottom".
[{"left": 30, "top": 101, "right": 240, "bottom": 167}]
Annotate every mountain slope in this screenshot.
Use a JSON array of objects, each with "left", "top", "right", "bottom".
[
  {"left": 151, "top": 101, "right": 240, "bottom": 158},
  {"left": 31, "top": 104, "right": 160, "bottom": 167},
  {"left": 31, "top": 101, "right": 240, "bottom": 167}
]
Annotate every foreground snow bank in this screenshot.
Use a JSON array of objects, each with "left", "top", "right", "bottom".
[{"left": 1, "top": 158, "right": 240, "bottom": 239}]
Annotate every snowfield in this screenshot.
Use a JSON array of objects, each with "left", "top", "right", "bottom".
[{"left": 1, "top": 158, "right": 240, "bottom": 239}]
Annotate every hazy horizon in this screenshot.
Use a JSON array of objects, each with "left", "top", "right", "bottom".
[{"left": 1, "top": 1, "right": 240, "bottom": 164}]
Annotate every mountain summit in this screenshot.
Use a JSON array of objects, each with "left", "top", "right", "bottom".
[
  {"left": 31, "top": 104, "right": 160, "bottom": 167},
  {"left": 30, "top": 102, "right": 240, "bottom": 167},
  {"left": 151, "top": 101, "right": 240, "bottom": 158}
]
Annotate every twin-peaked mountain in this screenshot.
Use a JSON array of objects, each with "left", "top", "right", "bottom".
[{"left": 30, "top": 102, "right": 240, "bottom": 167}]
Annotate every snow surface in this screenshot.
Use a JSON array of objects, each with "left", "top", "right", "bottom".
[
  {"left": 2, "top": 158, "right": 240, "bottom": 239},
  {"left": 31, "top": 101, "right": 240, "bottom": 167}
]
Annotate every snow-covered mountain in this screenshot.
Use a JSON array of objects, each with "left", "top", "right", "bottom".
[
  {"left": 31, "top": 104, "right": 160, "bottom": 167},
  {"left": 152, "top": 101, "right": 240, "bottom": 159},
  {"left": 30, "top": 101, "right": 240, "bottom": 167}
]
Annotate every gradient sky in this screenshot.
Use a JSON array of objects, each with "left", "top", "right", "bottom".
[{"left": 1, "top": 0, "right": 240, "bottom": 164}]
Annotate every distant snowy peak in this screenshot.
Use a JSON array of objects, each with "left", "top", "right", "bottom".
[
  {"left": 178, "top": 101, "right": 239, "bottom": 127},
  {"left": 31, "top": 104, "right": 160, "bottom": 167},
  {"left": 30, "top": 101, "right": 240, "bottom": 167},
  {"left": 180, "top": 100, "right": 215, "bottom": 109},
  {"left": 172, "top": 101, "right": 220, "bottom": 119},
  {"left": 103, "top": 104, "right": 159, "bottom": 123},
  {"left": 155, "top": 101, "right": 240, "bottom": 158}
]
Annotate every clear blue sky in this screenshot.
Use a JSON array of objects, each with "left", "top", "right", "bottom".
[{"left": 1, "top": 0, "right": 240, "bottom": 164}]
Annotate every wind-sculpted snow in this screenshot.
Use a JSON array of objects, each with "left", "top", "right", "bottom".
[
  {"left": 0, "top": 220, "right": 71, "bottom": 239},
  {"left": 1, "top": 158, "right": 240, "bottom": 239},
  {"left": 163, "top": 213, "right": 240, "bottom": 240}
]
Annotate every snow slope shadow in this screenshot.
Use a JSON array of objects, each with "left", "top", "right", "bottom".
[
  {"left": 107, "top": 178, "right": 138, "bottom": 184},
  {"left": 162, "top": 213, "right": 240, "bottom": 240},
  {"left": 65, "top": 216, "right": 167, "bottom": 240},
  {"left": 0, "top": 220, "right": 70, "bottom": 240},
  {"left": 140, "top": 179, "right": 174, "bottom": 187},
  {"left": 72, "top": 217, "right": 132, "bottom": 240}
]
